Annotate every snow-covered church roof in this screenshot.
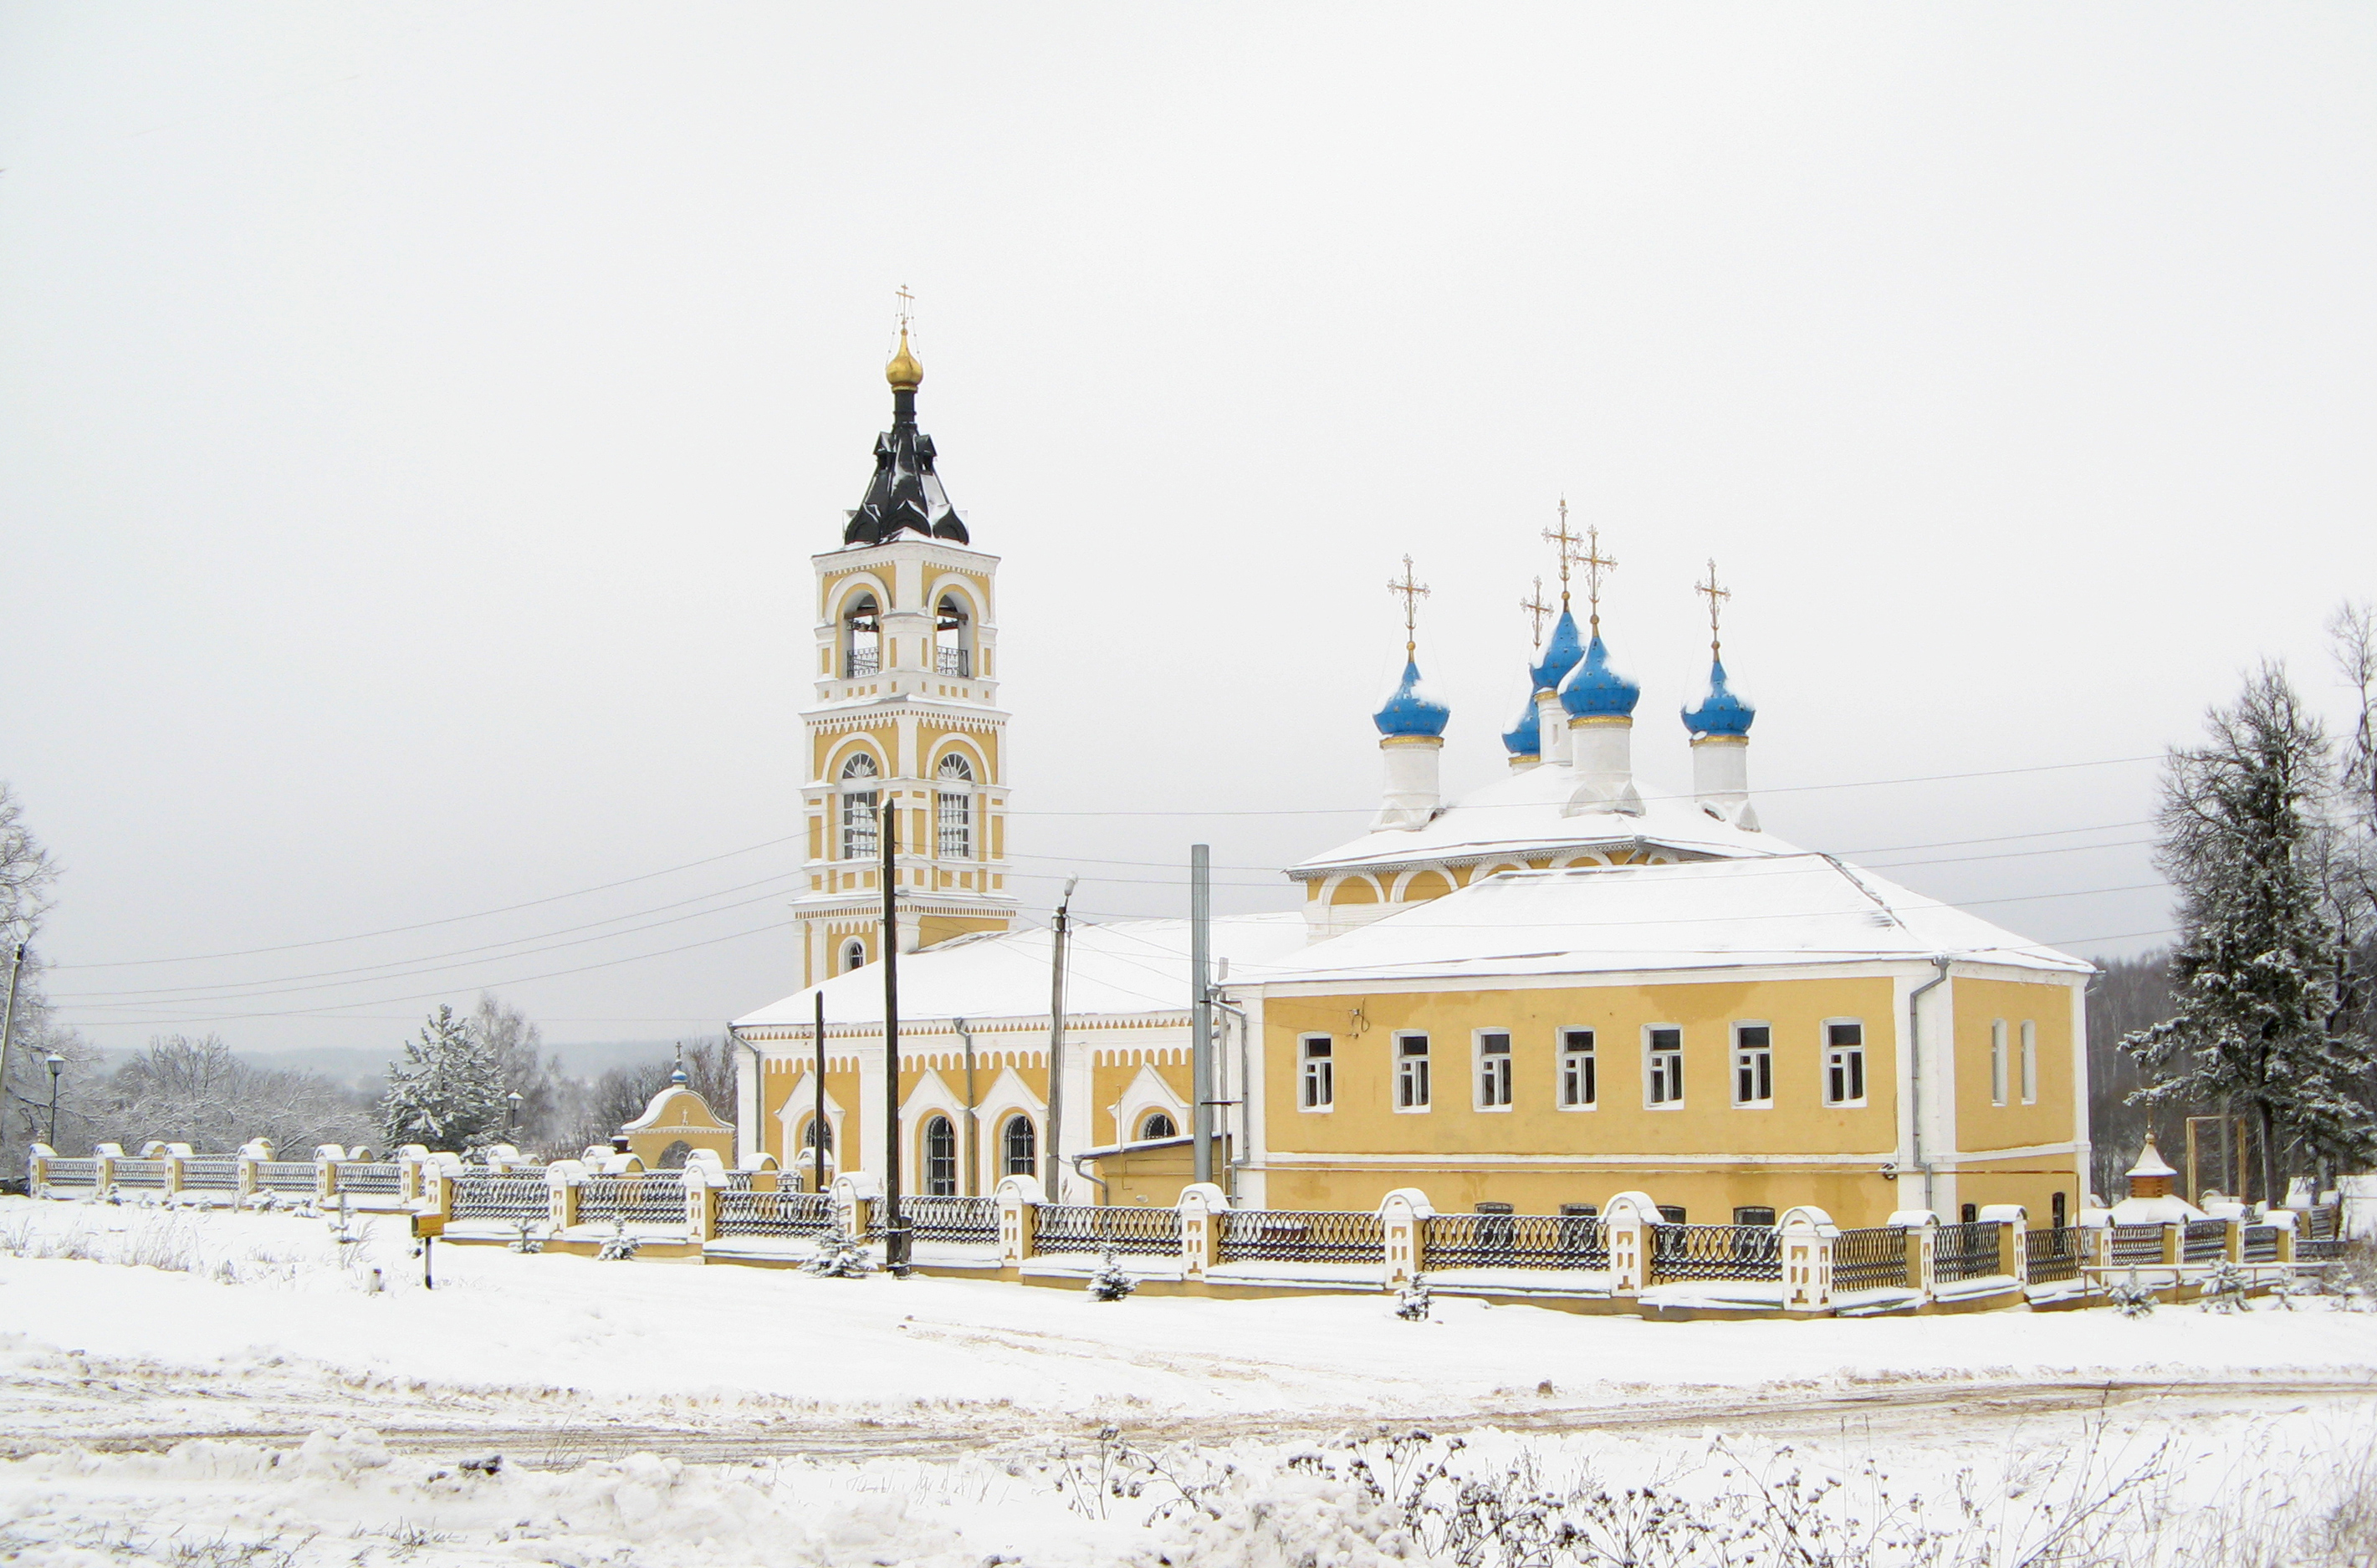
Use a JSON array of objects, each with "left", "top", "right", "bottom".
[{"left": 1257, "top": 854, "right": 2093, "bottom": 986}]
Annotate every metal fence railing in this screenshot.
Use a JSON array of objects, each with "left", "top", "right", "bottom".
[
  {"left": 2242, "top": 1223, "right": 2282, "bottom": 1264},
  {"left": 2108, "top": 1223, "right": 2166, "bottom": 1268},
  {"left": 1421, "top": 1212, "right": 1608, "bottom": 1271},
  {"left": 1216, "top": 1208, "right": 1385, "bottom": 1265},
  {"left": 2298, "top": 1235, "right": 2348, "bottom": 1263},
  {"left": 577, "top": 1173, "right": 688, "bottom": 1228},
  {"left": 1935, "top": 1221, "right": 2003, "bottom": 1285},
  {"left": 1034, "top": 1203, "right": 1185, "bottom": 1256},
  {"left": 896, "top": 1195, "right": 999, "bottom": 1244},
  {"left": 337, "top": 1163, "right": 402, "bottom": 1197},
  {"left": 42, "top": 1158, "right": 100, "bottom": 1187},
  {"left": 111, "top": 1159, "right": 171, "bottom": 1190},
  {"left": 452, "top": 1172, "right": 550, "bottom": 1225},
  {"left": 256, "top": 1161, "right": 320, "bottom": 1193},
  {"left": 1833, "top": 1226, "right": 1909, "bottom": 1291},
  {"left": 2026, "top": 1227, "right": 2081, "bottom": 1285},
  {"left": 1650, "top": 1223, "right": 1783, "bottom": 1281},
  {"left": 716, "top": 1188, "right": 832, "bottom": 1238},
  {"left": 2182, "top": 1218, "right": 2230, "bottom": 1264},
  {"left": 179, "top": 1158, "right": 240, "bottom": 1192}
]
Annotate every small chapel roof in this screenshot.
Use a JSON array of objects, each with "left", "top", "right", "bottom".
[
  {"left": 2127, "top": 1134, "right": 2178, "bottom": 1180},
  {"left": 1260, "top": 854, "right": 2093, "bottom": 986}
]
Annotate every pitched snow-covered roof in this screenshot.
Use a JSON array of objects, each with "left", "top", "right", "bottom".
[
  {"left": 1291, "top": 758, "right": 1792, "bottom": 879},
  {"left": 2127, "top": 1135, "right": 2177, "bottom": 1179},
  {"left": 734, "top": 912, "right": 1311, "bottom": 1032},
  {"left": 1254, "top": 855, "right": 2092, "bottom": 987}
]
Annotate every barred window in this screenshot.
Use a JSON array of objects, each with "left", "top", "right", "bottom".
[
  {"left": 1395, "top": 1033, "right": 1431, "bottom": 1111},
  {"left": 1300, "top": 1035, "right": 1333, "bottom": 1110},
  {"left": 1645, "top": 1026, "right": 1684, "bottom": 1106},
  {"left": 1826, "top": 1021, "right": 1866, "bottom": 1106},
  {"left": 1558, "top": 1029, "right": 1596, "bottom": 1107},
  {"left": 1475, "top": 1031, "right": 1512, "bottom": 1109},
  {"left": 935, "top": 753, "right": 974, "bottom": 859},
  {"left": 922, "top": 1115, "right": 958, "bottom": 1197},
  {"left": 1001, "top": 1114, "right": 1037, "bottom": 1177},
  {"left": 1139, "top": 1111, "right": 1176, "bottom": 1141}
]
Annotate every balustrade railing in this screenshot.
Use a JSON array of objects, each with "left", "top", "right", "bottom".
[
  {"left": 42, "top": 1157, "right": 100, "bottom": 1188},
  {"left": 578, "top": 1172, "right": 688, "bottom": 1228},
  {"left": 1034, "top": 1203, "right": 1185, "bottom": 1256},
  {"left": 256, "top": 1161, "right": 320, "bottom": 1193},
  {"left": 180, "top": 1158, "right": 240, "bottom": 1192},
  {"left": 897, "top": 1194, "right": 998, "bottom": 1244},
  {"left": 1422, "top": 1211, "right": 1607, "bottom": 1270},
  {"left": 1935, "top": 1220, "right": 2003, "bottom": 1285},
  {"left": 337, "top": 1163, "right": 402, "bottom": 1196},
  {"left": 2025, "top": 1226, "right": 2081, "bottom": 1285},
  {"left": 452, "top": 1172, "right": 550, "bottom": 1224},
  {"left": 1833, "top": 1225, "right": 1909, "bottom": 1291},
  {"left": 716, "top": 1188, "right": 832, "bottom": 1238},
  {"left": 845, "top": 647, "right": 880, "bottom": 677},
  {"left": 1216, "top": 1208, "right": 1385, "bottom": 1265},
  {"left": 2108, "top": 1223, "right": 2165, "bottom": 1267},
  {"left": 934, "top": 646, "right": 970, "bottom": 677},
  {"left": 1649, "top": 1222, "right": 1782, "bottom": 1281},
  {"left": 2181, "top": 1218, "right": 2229, "bottom": 1264},
  {"left": 2242, "top": 1224, "right": 2282, "bottom": 1264}
]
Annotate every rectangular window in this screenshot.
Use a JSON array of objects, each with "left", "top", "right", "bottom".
[
  {"left": 2021, "top": 1020, "right": 2038, "bottom": 1104},
  {"left": 1732, "top": 1023, "right": 1773, "bottom": 1106},
  {"left": 1299, "top": 1035, "right": 1334, "bottom": 1110},
  {"left": 1733, "top": 1205, "right": 1777, "bottom": 1228},
  {"left": 1645, "top": 1026, "right": 1684, "bottom": 1106},
  {"left": 1395, "top": 1033, "right": 1431, "bottom": 1110},
  {"left": 1657, "top": 1204, "right": 1687, "bottom": 1224},
  {"left": 1558, "top": 1029, "right": 1597, "bottom": 1108},
  {"left": 1991, "top": 1019, "right": 2009, "bottom": 1106},
  {"left": 935, "top": 791, "right": 971, "bottom": 859},
  {"left": 1475, "top": 1031, "right": 1512, "bottom": 1109},
  {"left": 1825, "top": 1021, "right": 1866, "bottom": 1106},
  {"left": 841, "top": 790, "right": 879, "bottom": 860}
]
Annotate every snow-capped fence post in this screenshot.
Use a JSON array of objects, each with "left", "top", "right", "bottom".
[
  {"left": 2267, "top": 1207, "right": 2298, "bottom": 1266},
  {"left": 548, "top": 1159, "right": 585, "bottom": 1233},
  {"left": 994, "top": 1173, "right": 1042, "bottom": 1266},
  {"left": 2074, "top": 1213, "right": 2109, "bottom": 1296},
  {"left": 1602, "top": 1191, "right": 1659, "bottom": 1295},
  {"left": 832, "top": 1170, "right": 880, "bottom": 1248},
  {"left": 2159, "top": 1220, "right": 2183, "bottom": 1273},
  {"left": 154, "top": 1142, "right": 190, "bottom": 1198},
  {"left": 26, "top": 1142, "right": 52, "bottom": 1193},
  {"left": 314, "top": 1145, "right": 343, "bottom": 1204},
  {"left": 1177, "top": 1182, "right": 1229, "bottom": 1281},
  {"left": 684, "top": 1157, "right": 722, "bottom": 1243},
  {"left": 1378, "top": 1187, "right": 1434, "bottom": 1288},
  {"left": 1890, "top": 1210, "right": 1938, "bottom": 1304},
  {"left": 1980, "top": 1204, "right": 2027, "bottom": 1285},
  {"left": 92, "top": 1142, "right": 120, "bottom": 1193},
  {"left": 236, "top": 1138, "right": 269, "bottom": 1208},
  {"left": 1778, "top": 1206, "right": 1838, "bottom": 1314},
  {"left": 397, "top": 1145, "right": 431, "bottom": 1205}
]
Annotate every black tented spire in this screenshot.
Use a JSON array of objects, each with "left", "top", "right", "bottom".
[{"left": 842, "top": 327, "right": 968, "bottom": 547}]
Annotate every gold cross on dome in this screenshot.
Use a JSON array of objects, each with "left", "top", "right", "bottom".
[
  {"left": 1696, "top": 558, "right": 1730, "bottom": 657},
  {"left": 1577, "top": 524, "right": 1618, "bottom": 636},
  {"left": 895, "top": 283, "right": 915, "bottom": 331},
  {"left": 1521, "top": 576, "right": 1551, "bottom": 649},
  {"left": 1388, "top": 554, "right": 1431, "bottom": 655},
  {"left": 1541, "top": 497, "right": 1582, "bottom": 610}
]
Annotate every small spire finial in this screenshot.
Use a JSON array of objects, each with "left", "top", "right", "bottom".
[
  {"left": 1541, "top": 497, "right": 1581, "bottom": 613},
  {"left": 1520, "top": 575, "right": 1551, "bottom": 650},
  {"left": 1695, "top": 558, "right": 1730, "bottom": 659},
  {"left": 886, "top": 285, "right": 923, "bottom": 391},
  {"left": 1388, "top": 554, "right": 1431, "bottom": 656},
  {"left": 1577, "top": 524, "right": 1618, "bottom": 638}
]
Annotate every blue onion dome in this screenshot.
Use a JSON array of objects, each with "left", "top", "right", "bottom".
[
  {"left": 1681, "top": 656, "right": 1756, "bottom": 738},
  {"left": 1374, "top": 658, "right": 1451, "bottom": 738},
  {"left": 1530, "top": 610, "right": 1585, "bottom": 693},
  {"left": 1501, "top": 692, "right": 1541, "bottom": 757},
  {"left": 1556, "top": 634, "right": 1642, "bottom": 718}
]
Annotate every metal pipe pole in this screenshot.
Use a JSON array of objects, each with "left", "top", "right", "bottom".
[
  {"left": 1045, "top": 878, "right": 1076, "bottom": 1201},
  {"left": 813, "top": 991, "right": 827, "bottom": 1197},
  {"left": 954, "top": 1016, "right": 979, "bottom": 1197},
  {"left": 879, "top": 799, "right": 907, "bottom": 1269},
  {"left": 1191, "top": 845, "right": 1213, "bottom": 1187}
]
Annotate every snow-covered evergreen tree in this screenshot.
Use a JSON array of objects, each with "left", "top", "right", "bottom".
[
  {"left": 2123, "top": 664, "right": 2377, "bottom": 1200},
  {"left": 378, "top": 1004, "right": 510, "bottom": 1152}
]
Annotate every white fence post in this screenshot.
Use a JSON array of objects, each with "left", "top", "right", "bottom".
[
  {"left": 994, "top": 1173, "right": 1042, "bottom": 1266},
  {"left": 1780, "top": 1206, "right": 1838, "bottom": 1314},
  {"left": 1603, "top": 1191, "right": 1660, "bottom": 1296},
  {"left": 1379, "top": 1187, "right": 1433, "bottom": 1288},
  {"left": 1178, "top": 1182, "right": 1229, "bottom": 1281},
  {"left": 1891, "top": 1210, "right": 1939, "bottom": 1304}
]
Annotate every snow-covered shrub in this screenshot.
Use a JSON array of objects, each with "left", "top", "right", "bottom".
[
  {"left": 596, "top": 1218, "right": 641, "bottom": 1263},
  {"left": 1087, "top": 1248, "right": 1135, "bottom": 1302},
  {"left": 1394, "top": 1274, "right": 1432, "bottom": 1322},
  {"left": 508, "top": 1218, "right": 544, "bottom": 1254},
  {"left": 2201, "top": 1260, "right": 2252, "bottom": 1312},
  {"left": 2110, "top": 1267, "right": 2159, "bottom": 1318},
  {"left": 805, "top": 1234, "right": 874, "bottom": 1278}
]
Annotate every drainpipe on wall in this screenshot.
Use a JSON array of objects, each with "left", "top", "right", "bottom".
[
  {"left": 1069, "top": 1151, "right": 1110, "bottom": 1206},
  {"left": 953, "top": 1016, "right": 979, "bottom": 1197},
  {"left": 1906, "top": 955, "right": 1953, "bottom": 1213}
]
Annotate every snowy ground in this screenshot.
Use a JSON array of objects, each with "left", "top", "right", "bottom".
[{"left": 3, "top": 1198, "right": 2375, "bottom": 1565}]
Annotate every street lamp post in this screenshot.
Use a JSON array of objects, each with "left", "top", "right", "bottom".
[
  {"left": 506, "top": 1091, "right": 523, "bottom": 1138},
  {"left": 44, "top": 1053, "right": 62, "bottom": 1147}
]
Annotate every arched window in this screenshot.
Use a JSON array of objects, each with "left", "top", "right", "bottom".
[
  {"left": 1139, "top": 1111, "right": 1177, "bottom": 1141},
  {"left": 1001, "top": 1113, "right": 1038, "bottom": 1177},
  {"left": 841, "top": 937, "right": 867, "bottom": 973},
  {"left": 934, "top": 593, "right": 970, "bottom": 677},
  {"left": 842, "top": 593, "right": 881, "bottom": 677},
  {"left": 839, "top": 753, "right": 879, "bottom": 859},
  {"left": 921, "top": 1114, "right": 958, "bottom": 1196},
  {"left": 800, "top": 1116, "right": 832, "bottom": 1154},
  {"left": 658, "top": 1139, "right": 693, "bottom": 1169},
  {"left": 935, "top": 753, "right": 974, "bottom": 860}
]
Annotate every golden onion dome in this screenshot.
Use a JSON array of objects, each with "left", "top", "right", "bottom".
[{"left": 885, "top": 325, "right": 923, "bottom": 391}]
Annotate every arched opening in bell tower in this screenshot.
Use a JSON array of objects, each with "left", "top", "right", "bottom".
[
  {"left": 933, "top": 593, "right": 971, "bottom": 677},
  {"left": 842, "top": 593, "right": 882, "bottom": 677}
]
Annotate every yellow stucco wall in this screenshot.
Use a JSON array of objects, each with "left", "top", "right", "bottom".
[{"left": 1951, "top": 978, "right": 2076, "bottom": 1152}]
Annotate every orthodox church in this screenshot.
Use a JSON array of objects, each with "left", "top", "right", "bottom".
[{"left": 730, "top": 329, "right": 2093, "bottom": 1232}]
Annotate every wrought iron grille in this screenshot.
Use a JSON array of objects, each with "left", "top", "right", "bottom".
[
  {"left": 452, "top": 1173, "right": 550, "bottom": 1223},
  {"left": 179, "top": 1158, "right": 240, "bottom": 1192},
  {"left": 846, "top": 647, "right": 880, "bottom": 677},
  {"left": 935, "top": 646, "right": 970, "bottom": 677},
  {"left": 338, "top": 1163, "right": 401, "bottom": 1196},
  {"left": 111, "top": 1159, "right": 170, "bottom": 1189},
  {"left": 897, "top": 1194, "right": 998, "bottom": 1244},
  {"left": 1216, "top": 1208, "right": 1387, "bottom": 1265},
  {"left": 577, "top": 1173, "right": 688, "bottom": 1227},
  {"left": 2308, "top": 1205, "right": 2341, "bottom": 1242},
  {"left": 1649, "top": 1223, "right": 1783, "bottom": 1281},
  {"left": 2025, "top": 1227, "right": 2081, "bottom": 1284},
  {"left": 716, "top": 1188, "right": 832, "bottom": 1237},
  {"left": 2108, "top": 1223, "right": 2165, "bottom": 1266},
  {"left": 1935, "top": 1220, "right": 2003, "bottom": 1284},
  {"left": 43, "top": 1157, "right": 100, "bottom": 1187},
  {"left": 257, "top": 1161, "right": 319, "bottom": 1193},
  {"left": 2242, "top": 1224, "right": 2281, "bottom": 1264},
  {"left": 2181, "top": 1218, "right": 2229, "bottom": 1264},
  {"left": 1422, "top": 1212, "right": 1607, "bottom": 1270},
  {"left": 2298, "top": 1235, "right": 2346, "bottom": 1262},
  {"left": 1034, "top": 1203, "right": 1185, "bottom": 1256},
  {"left": 1833, "top": 1226, "right": 1909, "bottom": 1291}
]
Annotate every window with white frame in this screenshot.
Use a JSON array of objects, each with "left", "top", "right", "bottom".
[
  {"left": 1732, "top": 1023, "right": 1773, "bottom": 1106},
  {"left": 2021, "top": 1019, "right": 2038, "bottom": 1104},
  {"left": 1558, "top": 1029, "right": 1597, "bottom": 1108},
  {"left": 921, "top": 1115, "right": 958, "bottom": 1196},
  {"left": 1645, "top": 1026, "right": 1684, "bottom": 1106},
  {"left": 1299, "top": 1035, "right": 1333, "bottom": 1110},
  {"left": 1001, "top": 1114, "right": 1037, "bottom": 1177},
  {"left": 935, "top": 753, "right": 974, "bottom": 859},
  {"left": 1139, "top": 1111, "right": 1176, "bottom": 1141},
  {"left": 841, "top": 937, "right": 866, "bottom": 973},
  {"left": 1395, "top": 1033, "right": 1431, "bottom": 1110},
  {"left": 1991, "top": 1019, "right": 2009, "bottom": 1106},
  {"left": 1825, "top": 1021, "right": 1866, "bottom": 1105},
  {"left": 1475, "top": 1031, "right": 1513, "bottom": 1110},
  {"left": 839, "top": 753, "right": 880, "bottom": 859}
]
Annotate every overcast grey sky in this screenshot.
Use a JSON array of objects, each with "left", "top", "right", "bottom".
[{"left": 3, "top": 5, "right": 2372, "bottom": 1055}]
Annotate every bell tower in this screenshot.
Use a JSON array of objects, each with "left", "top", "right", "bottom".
[{"left": 791, "top": 309, "right": 1016, "bottom": 986}]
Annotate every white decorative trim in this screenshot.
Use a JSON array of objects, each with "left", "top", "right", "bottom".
[{"left": 1107, "top": 1061, "right": 1189, "bottom": 1146}]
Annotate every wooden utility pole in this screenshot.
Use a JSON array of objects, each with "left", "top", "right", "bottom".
[
  {"left": 879, "top": 799, "right": 908, "bottom": 1269},
  {"left": 812, "top": 991, "right": 827, "bottom": 1197},
  {"left": 1192, "top": 845, "right": 1214, "bottom": 1186},
  {"left": 1045, "top": 878, "right": 1076, "bottom": 1201}
]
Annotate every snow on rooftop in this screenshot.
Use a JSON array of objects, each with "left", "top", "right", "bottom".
[
  {"left": 734, "top": 912, "right": 1311, "bottom": 1030},
  {"left": 1291, "top": 758, "right": 1792, "bottom": 876},
  {"left": 2127, "top": 1136, "right": 2178, "bottom": 1179},
  {"left": 1259, "top": 854, "right": 2093, "bottom": 986}
]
